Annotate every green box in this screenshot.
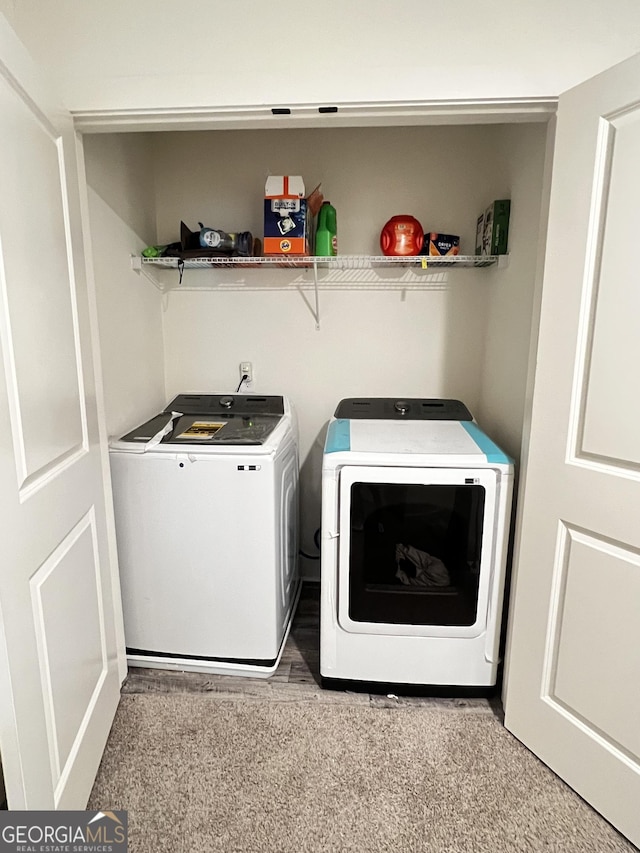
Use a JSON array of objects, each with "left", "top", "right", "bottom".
[
  {"left": 477, "top": 199, "right": 510, "bottom": 256},
  {"left": 475, "top": 214, "right": 484, "bottom": 255}
]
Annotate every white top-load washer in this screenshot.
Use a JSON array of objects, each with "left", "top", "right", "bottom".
[
  {"left": 320, "top": 398, "right": 513, "bottom": 691},
  {"left": 109, "top": 393, "right": 300, "bottom": 677}
]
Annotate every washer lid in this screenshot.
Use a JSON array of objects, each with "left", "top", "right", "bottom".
[
  {"left": 334, "top": 398, "right": 473, "bottom": 421},
  {"left": 115, "top": 394, "right": 287, "bottom": 447},
  {"left": 117, "top": 412, "right": 283, "bottom": 446}
]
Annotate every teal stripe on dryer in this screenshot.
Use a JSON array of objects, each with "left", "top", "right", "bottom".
[
  {"left": 460, "top": 421, "right": 513, "bottom": 465},
  {"left": 325, "top": 419, "right": 351, "bottom": 453}
]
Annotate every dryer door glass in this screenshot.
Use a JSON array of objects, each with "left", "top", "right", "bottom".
[{"left": 348, "top": 481, "right": 485, "bottom": 626}]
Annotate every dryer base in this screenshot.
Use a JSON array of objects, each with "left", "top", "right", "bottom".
[{"left": 320, "top": 676, "right": 495, "bottom": 698}]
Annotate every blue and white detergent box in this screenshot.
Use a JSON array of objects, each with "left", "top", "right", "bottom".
[{"left": 264, "top": 175, "right": 310, "bottom": 255}]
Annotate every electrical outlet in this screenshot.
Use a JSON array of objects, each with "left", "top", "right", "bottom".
[{"left": 239, "top": 361, "right": 253, "bottom": 386}]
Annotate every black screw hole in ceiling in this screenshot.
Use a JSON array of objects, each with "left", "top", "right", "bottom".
[{"left": 270, "top": 107, "right": 339, "bottom": 115}]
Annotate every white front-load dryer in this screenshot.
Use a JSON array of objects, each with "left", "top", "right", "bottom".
[
  {"left": 109, "top": 393, "right": 300, "bottom": 677},
  {"left": 320, "top": 398, "right": 513, "bottom": 690}
]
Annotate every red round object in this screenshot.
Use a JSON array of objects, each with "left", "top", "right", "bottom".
[{"left": 380, "top": 215, "right": 424, "bottom": 256}]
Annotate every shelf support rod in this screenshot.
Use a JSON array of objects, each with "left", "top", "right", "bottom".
[
  {"left": 295, "top": 260, "right": 321, "bottom": 329},
  {"left": 313, "top": 260, "right": 320, "bottom": 330}
]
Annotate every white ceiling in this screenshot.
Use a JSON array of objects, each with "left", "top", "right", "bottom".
[{"left": 1, "top": 0, "right": 640, "bottom": 114}]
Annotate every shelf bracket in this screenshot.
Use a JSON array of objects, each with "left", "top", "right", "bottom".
[
  {"left": 295, "top": 260, "right": 321, "bottom": 330},
  {"left": 130, "top": 254, "right": 165, "bottom": 291}
]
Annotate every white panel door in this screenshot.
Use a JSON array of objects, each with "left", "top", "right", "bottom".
[
  {"left": 0, "top": 16, "right": 124, "bottom": 808},
  {"left": 504, "top": 51, "right": 640, "bottom": 846}
]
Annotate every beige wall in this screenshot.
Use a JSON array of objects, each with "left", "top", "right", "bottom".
[
  {"left": 83, "top": 135, "right": 166, "bottom": 438},
  {"left": 84, "top": 133, "right": 157, "bottom": 246},
  {"left": 151, "top": 124, "right": 504, "bottom": 259},
  {"left": 475, "top": 122, "right": 550, "bottom": 462}
]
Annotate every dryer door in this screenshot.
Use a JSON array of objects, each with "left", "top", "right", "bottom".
[{"left": 337, "top": 466, "right": 501, "bottom": 637}]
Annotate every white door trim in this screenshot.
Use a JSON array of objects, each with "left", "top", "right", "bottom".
[
  {"left": 72, "top": 97, "right": 557, "bottom": 134},
  {"left": 74, "top": 131, "right": 128, "bottom": 685}
]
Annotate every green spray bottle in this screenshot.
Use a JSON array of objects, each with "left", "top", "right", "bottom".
[{"left": 315, "top": 201, "right": 337, "bottom": 256}]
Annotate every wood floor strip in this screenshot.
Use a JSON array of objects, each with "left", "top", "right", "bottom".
[{"left": 123, "top": 582, "right": 500, "bottom": 715}]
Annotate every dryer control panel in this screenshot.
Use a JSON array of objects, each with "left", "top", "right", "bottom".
[{"left": 334, "top": 398, "right": 473, "bottom": 421}]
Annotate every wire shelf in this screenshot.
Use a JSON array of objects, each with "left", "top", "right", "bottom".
[
  {"left": 131, "top": 253, "right": 508, "bottom": 327},
  {"left": 138, "top": 254, "right": 500, "bottom": 271}
]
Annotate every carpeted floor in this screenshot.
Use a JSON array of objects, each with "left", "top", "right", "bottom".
[{"left": 89, "top": 694, "right": 635, "bottom": 852}]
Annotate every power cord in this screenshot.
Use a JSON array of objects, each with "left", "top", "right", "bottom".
[
  {"left": 236, "top": 374, "right": 249, "bottom": 392},
  {"left": 300, "top": 528, "right": 321, "bottom": 560}
]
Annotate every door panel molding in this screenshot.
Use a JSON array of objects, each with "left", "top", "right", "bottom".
[
  {"left": 0, "top": 83, "right": 89, "bottom": 496},
  {"left": 543, "top": 522, "right": 640, "bottom": 766},
  {"left": 570, "top": 103, "right": 640, "bottom": 472},
  {"left": 566, "top": 116, "right": 613, "bottom": 464},
  {"left": 30, "top": 508, "right": 109, "bottom": 804}
]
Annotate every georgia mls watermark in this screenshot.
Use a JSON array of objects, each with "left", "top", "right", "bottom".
[{"left": 0, "top": 811, "right": 127, "bottom": 853}]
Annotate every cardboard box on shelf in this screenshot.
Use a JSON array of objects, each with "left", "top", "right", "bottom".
[
  {"left": 423, "top": 232, "right": 460, "bottom": 256},
  {"left": 264, "top": 176, "right": 323, "bottom": 255},
  {"left": 476, "top": 199, "right": 511, "bottom": 256}
]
